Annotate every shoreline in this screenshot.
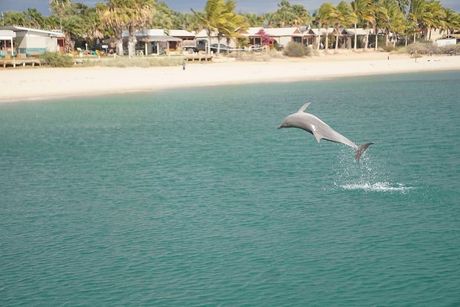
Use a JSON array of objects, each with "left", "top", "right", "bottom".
[{"left": 1, "top": 52, "right": 460, "bottom": 104}]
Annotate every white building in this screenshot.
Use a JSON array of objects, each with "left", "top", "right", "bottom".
[
  {"left": 0, "top": 30, "right": 16, "bottom": 57},
  {"left": 435, "top": 38, "right": 456, "bottom": 47},
  {"left": 122, "top": 29, "right": 182, "bottom": 55},
  {"left": 0, "top": 26, "right": 64, "bottom": 55}
]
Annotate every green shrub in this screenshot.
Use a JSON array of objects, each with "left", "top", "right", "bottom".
[
  {"left": 381, "top": 45, "right": 397, "bottom": 52},
  {"left": 40, "top": 52, "right": 74, "bottom": 67},
  {"left": 283, "top": 42, "right": 310, "bottom": 57}
]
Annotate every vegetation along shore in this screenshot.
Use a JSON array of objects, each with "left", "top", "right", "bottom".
[{"left": 0, "top": 0, "right": 459, "bottom": 102}]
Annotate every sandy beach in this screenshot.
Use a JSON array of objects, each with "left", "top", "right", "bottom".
[{"left": 1, "top": 52, "right": 460, "bottom": 103}]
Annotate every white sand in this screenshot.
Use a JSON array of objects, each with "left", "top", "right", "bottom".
[{"left": 1, "top": 52, "right": 460, "bottom": 103}]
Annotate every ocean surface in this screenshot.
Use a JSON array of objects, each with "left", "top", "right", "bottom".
[{"left": 1, "top": 71, "right": 459, "bottom": 306}]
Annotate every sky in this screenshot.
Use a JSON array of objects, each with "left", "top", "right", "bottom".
[{"left": 1, "top": 0, "right": 459, "bottom": 15}]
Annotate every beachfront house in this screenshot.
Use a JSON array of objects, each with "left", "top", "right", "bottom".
[
  {"left": 304, "top": 28, "right": 334, "bottom": 49},
  {"left": 0, "top": 26, "right": 64, "bottom": 56},
  {"left": 245, "top": 27, "right": 263, "bottom": 46},
  {"left": 452, "top": 31, "right": 460, "bottom": 44},
  {"left": 0, "top": 30, "right": 16, "bottom": 58},
  {"left": 246, "top": 27, "right": 303, "bottom": 48},
  {"left": 122, "top": 29, "right": 182, "bottom": 55},
  {"left": 168, "top": 30, "right": 195, "bottom": 42},
  {"left": 265, "top": 27, "right": 303, "bottom": 47},
  {"left": 194, "top": 29, "right": 238, "bottom": 51},
  {"left": 337, "top": 28, "right": 370, "bottom": 49},
  {"left": 435, "top": 37, "right": 457, "bottom": 47},
  {"left": 168, "top": 29, "right": 197, "bottom": 51},
  {"left": 301, "top": 28, "right": 318, "bottom": 47}
]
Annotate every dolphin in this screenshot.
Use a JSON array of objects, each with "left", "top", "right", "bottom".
[{"left": 278, "top": 102, "right": 373, "bottom": 161}]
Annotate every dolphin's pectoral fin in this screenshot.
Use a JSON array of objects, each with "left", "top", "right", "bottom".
[
  {"left": 310, "top": 124, "right": 322, "bottom": 143},
  {"left": 298, "top": 102, "right": 311, "bottom": 113},
  {"left": 312, "top": 131, "right": 322, "bottom": 143}
]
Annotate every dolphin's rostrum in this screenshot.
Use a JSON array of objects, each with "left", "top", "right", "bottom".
[{"left": 278, "top": 102, "right": 373, "bottom": 161}]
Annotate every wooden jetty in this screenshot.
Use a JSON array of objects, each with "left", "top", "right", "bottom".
[{"left": 0, "top": 58, "right": 41, "bottom": 68}]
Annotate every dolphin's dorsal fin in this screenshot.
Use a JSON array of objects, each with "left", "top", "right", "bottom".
[{"left": 298, "top": 102, "right": 311, "bottom": 113}]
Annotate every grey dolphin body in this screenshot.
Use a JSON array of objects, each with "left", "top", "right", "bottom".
[{"left": 279, "top": 102, "right": 373, "bottom": 160}]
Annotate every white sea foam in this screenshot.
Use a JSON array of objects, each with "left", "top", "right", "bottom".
[
  {"left": 332, "top": 148, "right": 413, "bottom": 193},
  {"left": 340, "top": 182, "right": 413, "bottom": 193}
]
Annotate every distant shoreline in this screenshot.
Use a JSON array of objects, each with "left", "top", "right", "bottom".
[{"left": 1, "top": 52, "right": 460, "bottom": 104}]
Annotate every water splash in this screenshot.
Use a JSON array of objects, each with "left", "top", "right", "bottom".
[
  {"left": 332, "top": 147, "right": 413, "bottom": 193},
  {"left": 340, "top": 182, "right": 413, "bottom": 193}
]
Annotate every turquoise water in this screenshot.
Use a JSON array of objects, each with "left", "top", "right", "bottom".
[{"left": 1, "top": 71, "right": 459, "bottom": 305}]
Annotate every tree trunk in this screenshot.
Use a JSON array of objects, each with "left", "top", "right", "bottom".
[
  {"left": 365, "top": 33, "right": 369, "bottom": 50},
  {"left": 128, "top": 27, "right": 136, "bottom": 58},
  {"left": 64, "top": 32, "right": 73, "bottom": 53},
  {"left": 405, "top": 35, "right": 408, "bottom": 47},
  {"left": 354, "top": 23, "right": 357, "bottom": 50},
  {"left": 413, "top": 32, "right": 416, "bottom": 43},
  {"left": 385, "top": 32, "right": 389, "bottom": 47},
  {"left": 374, "top": 27, "right": 378, "bottom": 50},
  {"left": 325, "top": 32, "right": 329, "bottom": 50},
  {"left": 207, "top": 32, "right": 211, "bottom": 55},
  {"left": 217, "top": 35, "right": 221, "bottom": 54},
  {"left": 116, "top": 39, "right": 123, "bottom": 56},
  {"left": 428, "top": 28, "right": 432, "bottom": 41},
  {"left": 335, "top": 27, "right": 339, "bottom": 51}
]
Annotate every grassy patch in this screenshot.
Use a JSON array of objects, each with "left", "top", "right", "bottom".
[
  {"left": 81, "top": 56, "right": 185, "bottom": 68},
  {"left": 40, "top": 52, "right": 74, "bottom": 67}
]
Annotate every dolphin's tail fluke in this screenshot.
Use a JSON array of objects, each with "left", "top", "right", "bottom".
[{"left": 355, "top": 143, "right": 373, "bottom": 161}]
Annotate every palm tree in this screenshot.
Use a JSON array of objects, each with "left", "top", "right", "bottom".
[
  {"left": 24, "top": 9, "right": 47, "bottom": 28},
  {"left": 271, "top": 0, "right": 296, "bottom": 27},
  {"left": 99, "top": 0, "right": 155, "bottom": 57},
  {"left": 425, "top": 1, "right": 446, "bottom": 40},
  {"left": 126, "top": 0, "right": 155, "bottom": 57},
  {"left": 352, "top": 0, "right": 375, "bottom": 50},
  {"left": 49, "top": 0, "right": 72, "bottom": 29},
  {"left": 192, "top": 0, "right": 226, "bottom": 54},
  {"left": 372, "top": 1, "right": 389, "bottom": 50},
  {"left": 292, "top": 4, "right": 311, "bottom": 26},
  {"left": 98, "top": 2, "right": 127, "bottom": 55},
  {"left": 443, "top": 9, "right": 460, "bottom": 37},
  {"left": 271, "top": 0, "right": 310, "bottom": 27},
  {"left": 218, "top": 1, "right": 249, "bottom": 50},
  {"left": 409, "top": 0, "right": 435, "bottom": 42},
  {"left": 336, "top": 1, "right": 357, "bottom": 50},
  {"left": 317, "top": 3, "right": 339, "bottom": 51},
  {"left": 81, "top": 7, "right": 105, "bottom": 45},
  {"left": 241, "top": 13, "right": 262, "bottom": 27},
  {"left": 2, "top": 11, "right": 27, "bottom": 27},
  {"left": 382, "top": 0, "right": 405, "bottom": 47},
  {"left": 151, "top": 2, "right": 175, "bottom": 30}
]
